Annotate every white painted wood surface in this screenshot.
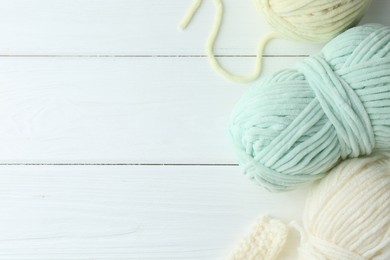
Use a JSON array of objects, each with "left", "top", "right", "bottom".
[
  {"left": 0, "top": 0, "right": 389, "bottom": 259},
  {"left": 0, "top": 57, "right": 301, "bottom": 164},
  {"left": 0, "top": 0, "right": 388, "bottom": 56},
  {"left": 0, "top": 165, "right": 310, "bottom": 259}
]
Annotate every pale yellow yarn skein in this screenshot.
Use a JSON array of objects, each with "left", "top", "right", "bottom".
[
  {"left": 298, "top": 153, "right": 390, "bottom": 259},
  {"left": 180, "top": 0, "right": 372, "bottom": 83},
  {"left": 258, "top": 0, "right": 372, "bottom": 42}
]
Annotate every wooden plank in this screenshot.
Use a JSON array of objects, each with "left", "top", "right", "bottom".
[
  {"left": 0, "top": 56, "right": 301, "bottom": 164},
  {"left": 0, "top": 0, "right": 387, "bottom": 56},
  {"left": 0, "top": 165, "right": 310, "bottom": 259}
]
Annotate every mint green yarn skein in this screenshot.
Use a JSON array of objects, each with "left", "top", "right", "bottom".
[{"left": 229, "top": 24, "right": 390, "bottom": 192}]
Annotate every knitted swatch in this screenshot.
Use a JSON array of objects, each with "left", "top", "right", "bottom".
[
  {"left": 229, "top": 216, "right": 288, "bottom": 260},
  {"left": 229, "top": 23, "right": 390, "bottom": 191}
]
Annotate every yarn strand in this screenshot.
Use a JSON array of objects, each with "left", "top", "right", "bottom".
[
  {"left": 180, "top": 0, "right": 372, "bottom": 83},
  {"left": 179, "top": 0, "right": 203, "bottom": 30},
  {"left": 180, "top": 0, "right": 281, "bottom": 83}
]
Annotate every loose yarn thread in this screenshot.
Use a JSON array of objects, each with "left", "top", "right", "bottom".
[
  {"left": 229, "top": 153, "right": 390, "bottom": 259},
  {"left": 180, "top": 0, "right": 280, "bottom": 83},
  {"left": 229, "top": 24, "right": 390, "bottom": 191},
  {"left": 180, "top": 0, "right": 372, "bottom": 83}
]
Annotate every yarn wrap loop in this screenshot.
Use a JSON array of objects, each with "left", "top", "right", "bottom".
[{"left": 297, "top": 54, "right": 375, "bottom": 158}]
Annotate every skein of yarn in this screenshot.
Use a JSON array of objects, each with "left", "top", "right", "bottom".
[
  {"left": 229, "top": 153, "right": 390, "bottom": 259},
  {"left": 229, "top": 24, "right": 390, "bottom": 191},
  {"left": 180, "top": 0, "right": 372, "bottom": 83},
  {"left": 298, "top": 153, "right": 390, "bottom": 259},
  {"left": 258, "top": 0, "right": 372, "bottom": 42}
]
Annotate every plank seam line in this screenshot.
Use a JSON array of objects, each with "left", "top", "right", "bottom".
[
  {"left": 0, "top": 54, "right": 309, "bottom": 58},
  {"left": 0, "top": 163, "right": 239, "bottom": 166}
]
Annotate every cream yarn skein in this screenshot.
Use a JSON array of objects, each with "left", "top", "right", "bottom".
[
  {"left": 298, "top": 153, "right": 390, "bottom": 259},
  {"left": 229, "top": 154, "right": 390, "bottom": 259},
  {"left": 180, "top": 0, "right": 372, "bottom": 83}
]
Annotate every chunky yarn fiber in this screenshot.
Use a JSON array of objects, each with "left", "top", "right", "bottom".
[
  {"left": 299, "top": 153, "right": 390, "bottom": 259},
  {"left": 258, "top": 0, "right": 372, "bottom": 42},
  {"left": 229, "top": 24, "right": 390, "bottom": 191}
]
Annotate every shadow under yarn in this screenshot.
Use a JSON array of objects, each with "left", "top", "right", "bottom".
[{"left": 229, "top": 24, "right": 390, "bottom": 191}]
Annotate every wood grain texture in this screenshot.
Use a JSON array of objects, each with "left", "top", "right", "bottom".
[
  {"left": 0, "top": 165, "right": 310, "bottom": 260},
  {"left": 1, "top": 1, "right": 389, "bottom": 259},
  {"left": 0, "top": 56, "right": 301, "bottom": 164},
  {"left": 0, "top": 0, "right": 387, "bottom": 56}
]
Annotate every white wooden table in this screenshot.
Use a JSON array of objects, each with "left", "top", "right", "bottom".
[{"left": 0, "top": 1, "right": 388, "bottom": 259}]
